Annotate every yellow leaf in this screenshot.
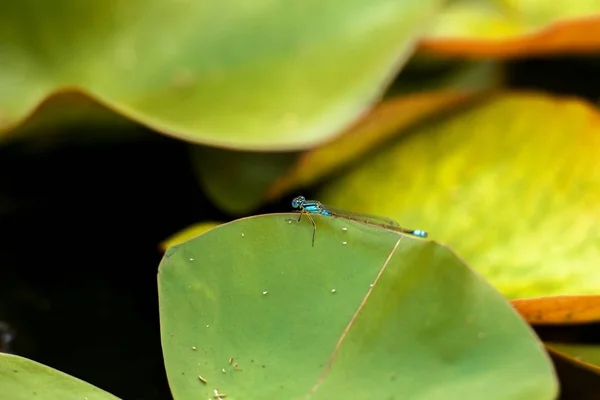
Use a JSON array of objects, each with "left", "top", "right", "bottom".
[
  {"left": 160, "top": 222, "right": 222, "bottom": 252},
  {"left": 317, "top": 93, "right": 600, "bottom": 298}
]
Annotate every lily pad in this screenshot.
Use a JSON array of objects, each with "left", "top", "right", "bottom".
[
  {"left": 158, "top": 214, "right": 557, "bottom": 399},
  {"left": 191, "top": 146, "right": 298, "bottom": 214},
  {"left": 421, "top": 4, "right": 600, "bottom": 57},
  {"left": 512, "top": 295, "right": 600, "bottom": 324},
  {"left": 0, "top": 91, "right": 139, "bottom": 143},
  {"left": 0, "top": 353, "right": 120, "bottom": 400},
  {"left": 547, "top": 343, "right": 600, "bottom": 371},
  {"left": 0, "top": 0, "right": 445, "bottom": 150},
  {"left": 317, "top": 93, "right": 600, "bottom": 299}
]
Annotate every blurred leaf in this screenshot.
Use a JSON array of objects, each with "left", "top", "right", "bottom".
[
  {"left": 159, "top": 214, "right": 557, "bottom": 399},
  {"left": 386, "top": 58, "right": 504, "bottom": 97},
  {"left": 1, "top": 91, "right": 139, "bottom": 144},
  {"left": 421, "top": 5, "right": 600, "bottom": 57},
  {"left": 547, "top": 343, "right": 600, "bottom": 371},
  {"left": 0, "top": 0, "right": 446, "bottom": 150},
  {"left": 267, "top": 91, "right": 480, "bottom": 200},
  {"left": 160, "top": 221, "right": 222, "bottom": 252},
  {"left": 316, "top": 93, "right": 600, "bottom": 299},
  {"left": 195, "top": 92, "right": 483, "bottom": 215},
  {"left": 546, "top": 346, "right": 600, "bottom": 400},
  {"left": 0, "top": 353, "right": 120, "bottom": 400},
  {"left": 191, "top": 146, "right": 298, "bottom": 215},
  {"left": 512, "top": 296, "right": 600, "bottom": 324}
]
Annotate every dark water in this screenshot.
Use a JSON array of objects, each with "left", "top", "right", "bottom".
[{"left": 0, "top": 131, "right": 226, "bottom": 400}]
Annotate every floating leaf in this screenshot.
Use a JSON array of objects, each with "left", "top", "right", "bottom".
[
  {"left": 547, "top": 343, "right": 600, "bottom": 371},
  {"left": 158, "top": 214, "right": 557, "bottom": 399},
  {"left": 191, "top": 146, "right": 298, "bottom": 215},
  {"left": 421, "top": 6, "right": 600, "bottom": 57},
  {"left": 545, "top": 346, "right": 600, "bottom": 399},
  {"left": 512, "top": 296, "right": 600, "bottom": 324},
  {"left": 0, "top": 91, "right": 139, "bottom": 143},
  {"left": 0, "top": 0, "right": 446, "bottom": 150},
  {"left": 0, "top": 353, "right": 119, "bottom": 400}
]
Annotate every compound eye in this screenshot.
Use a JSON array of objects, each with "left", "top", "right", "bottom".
[{"left": 291, "top": 195, "right": 305, "bottom": 208}]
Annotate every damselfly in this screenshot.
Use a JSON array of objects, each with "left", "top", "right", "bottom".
[{"left": 290, "top": 195, "right": 427, "bottom": 246}]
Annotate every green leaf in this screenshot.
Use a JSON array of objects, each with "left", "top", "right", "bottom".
[
  {"left": 0, "top": 353, "right": 120, "bottom": 400},
  {"left": 191, "top": 146, "right": 298, "bottom": 215},
  {"left": 2, "top": 91, "right": 141, "bottom": 144},
  {"left": 547, "top": 343, "right": 600, "bottom": 371},
  {"left": 385, "top": 58, "right": 503, "bottom": 97},
  {"left": 316, "top": 93, "right": 600, "bottom": 299},
  {"left": 0, "top": 0, "right": 445, "bottom": 150},
  {"left": 158, "top": 214, "right": 557, "bottom": 399}
]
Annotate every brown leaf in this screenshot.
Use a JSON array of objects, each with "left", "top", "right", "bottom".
[
  {"left": 420, "top": 15, "right": 600, "bottom": 58},
  {"left": 512, "top": 296, "right": 600, "bottom": 324}
]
